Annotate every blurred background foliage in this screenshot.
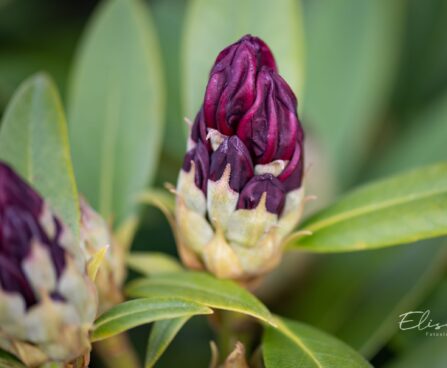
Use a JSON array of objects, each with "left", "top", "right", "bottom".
[{"left": 1, "top": 0, "right": 447, "bottom": 366}]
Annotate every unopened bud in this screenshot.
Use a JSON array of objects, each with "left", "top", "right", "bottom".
[
  {"left": 175, "top": 35, "right": 305, "bottom": 281},
  {"left": 0, "top": 162, "right": 97, "bottom": 367}
]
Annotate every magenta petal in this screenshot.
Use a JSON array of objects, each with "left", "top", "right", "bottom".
[
  {"left": 204, "top": 35, "right": 277, "bottom": 134},
  {"left": 278, "top": 143, "right": 304, "bottom": 191}
]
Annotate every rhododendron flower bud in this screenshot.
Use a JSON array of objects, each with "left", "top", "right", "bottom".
[
  {"left": 80, "top": 197, "right": 125, "bottom": 313},
  {"left": 175, "top": 35, "right": 305, "bottom": 281},
  {"left": 0, "top": 162, "right": 97, "bottom": 367}
]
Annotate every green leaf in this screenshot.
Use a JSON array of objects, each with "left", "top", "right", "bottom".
[
  {"left": 126, "top": 271, "right": 274, "bottom": 325},
  {"left": 263, "top": 317, "right": 372, "bottom": 368},
  {"left": 126, "top": 252, "right": 183, "bottom": 276},
  {"left": 68, "top": 0, "right": 165, "bottom": 226},
  {"left": 0, "top": 73, "right": 80, "bottom": 239},
  {"left": 288, "top": 162, "right": 447, "bottom": 252},
  {"left": 91, "top": 297, "right": 212, "bottom": 342},
  {"left": 0, "top": 349, "right": 25, "bottom": 368},
  {"left": 182, "top": 0, "right": 304, "bottom": 126},
  {"left": 145, "top": 316, "right": 190, "bottom": 368},
  {"left": 302, "top": 0, "right": 404, "bottom": 188}
]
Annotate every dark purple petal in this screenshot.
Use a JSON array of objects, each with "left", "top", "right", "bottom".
[
  {"left": 237, "top": 174, "right": 286, "bottom": 215},
  {"left": 204, "top": 35, "right": 277, "bottom": 135},
  {"left": 182, "top": 142, "right": 210, "bottom": 193},
  {"left": 278, "top": 143, "right": 304, "bottom": 191},
  {"left": 0, "top": 162, "right": 67, "bottom": 308},
  {"left": 190, "top": 107, "right": 208, "bottom": 145},
  {"left": 237, "top": 68, "right": 299, "bottom": 164},
  {"left": 209, "top": 136, "right": 254, "bottom": 192}
]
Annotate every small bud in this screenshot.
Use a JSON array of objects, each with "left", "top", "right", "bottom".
[
  {"left": 79, "top": 197, "right": 125, "bottom": 313},
  {"left": 0, "top": 162, "right": 97, "bottom": 367},
  {"left": 175, "top": 35, "right": 305, "bottom": 281}
]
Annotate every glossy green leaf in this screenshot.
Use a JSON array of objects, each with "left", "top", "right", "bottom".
[
  {"left": 263, "top": 317, "right": 372, "bottom": 368},
  {"left": 126, "top": 271, "right": 274, "bottom": 325},
  {"left": 68, "top": 0, "right": 165, "bottom": 226},
  {"left": 145, "top": 316, "right": 190, "bottom": 368},
  {"left": 91, "top": 297, "right": 212, "bottom": 342},
  {"left": 288, "top": 162, "right": 447, "bottom": 252},
  {"left": 302, "top": 0, "right": 404, "bottom": 188},
  {"left": 182, "top": 0, "right": 304, "bottom": 125},
  {"left": 0, "top": 73, "right": 80, "bottom": 239},
  {"left": 0, "top": 349, "right": 25, "bottom": 368},
  {"left": 126, "top": 252, "right": 183, "bottom": 276}
]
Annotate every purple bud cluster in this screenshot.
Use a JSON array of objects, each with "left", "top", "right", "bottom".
[
  {"left": 183, "top": 35, "right": 304, "bottom": 215},
  {"left": 0, "top": 162, "right": 66, "bottom": 308}
]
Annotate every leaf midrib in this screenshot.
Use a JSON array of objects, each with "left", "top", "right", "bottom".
[
  {"left": 128, "top": 278, "right": 273, "bottom": 324},
  {"left": 305, "top": 187, "right": 447, "bottom": 233},
  {"left": 275, "top": 319, "right": 323, "bottom": 368},
  {"left": 94, "top": 299, "right": 208, "bottom": 329}
]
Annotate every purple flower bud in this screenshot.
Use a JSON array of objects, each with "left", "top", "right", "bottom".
[
  {"left": 209, "top": 136, "right": 254, "bottom": 192},
  {"left": 237, "top": 174, "right": 286, "bottom": 215},
  {"left": 182, "top": 141, "right": 210, "bottom": 193},
  {"left": 204, "top": 35, "right": 277, "bottom": 135},
  {"left": 237, "top": 67, "right": 300, "bottom": 164},
  {"left": 176, "top": 35, "right": 305, "bottom": 281},
  {"left": 0, "top": 162, "right": 66, "bottom": 308}
]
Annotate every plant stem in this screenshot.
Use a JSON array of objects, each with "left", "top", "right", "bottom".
[{"left": 94, "top": 333, "right": 140, "bottom": 368}]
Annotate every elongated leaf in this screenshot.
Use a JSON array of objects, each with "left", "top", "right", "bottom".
[
  {"left": 0, "top": 349, "right": 26, "bottom": 368},
  {"left": 68, "top": 0, "right": 165, "bottom": 226},
  {"left": 126, "top": 252, "right": 183, "bottom": 275},
  {"left": 126, "top": 271, "right": 274, "bottom": 325},
  {"left": 0, "top": 73, "right": 80, "bottom": 239},
  {"left": 288, "top": 162, "right": 447, "bottom": 252},
  {"left": 145, "top": 316, "right": 190, "bottom": 368},
  {"left": 182, "top": 0, "right": 304, "bottom": 126},
  {"left": 91, "top": 297, "right": 212, "bottom": 342},
  {"left": 263, "top": 317, "right": 371, "bottom": 368},
  {"left": 302, "top": 0, "right": 404, "bottom": 188}
]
